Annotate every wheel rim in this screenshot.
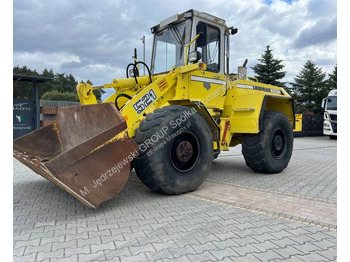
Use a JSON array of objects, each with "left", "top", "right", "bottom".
[
  {"left": 170, "top": 132, "right": 200, "bottom": 173},
  {"left": 271, "top": 128, "right": 287, "bottom": 159}
]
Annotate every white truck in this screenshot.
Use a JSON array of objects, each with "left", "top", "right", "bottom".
[{"left": 322, "top": 89, "right": 337, "bottom": 139}]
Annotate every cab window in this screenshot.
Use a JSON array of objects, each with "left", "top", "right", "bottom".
[{"left": 197, "top": 24, "right": 220, "bottom": 72}]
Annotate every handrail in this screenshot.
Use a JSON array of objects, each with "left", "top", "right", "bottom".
[{"left": 184, "top": 34, "right": 201, "bottom": 66}]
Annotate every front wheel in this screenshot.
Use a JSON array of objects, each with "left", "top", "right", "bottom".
[
  {"left": 133, "top": 106, "right": 213, "bottom": 194},
  {"left": 242, "top": 111, "right": 293, "bottom": 173}
]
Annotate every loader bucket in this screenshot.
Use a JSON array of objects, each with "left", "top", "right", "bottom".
[{"left": 13, "top": 103, "right": 138, "bottom": 208}]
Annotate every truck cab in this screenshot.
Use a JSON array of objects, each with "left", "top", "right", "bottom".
[{"left": 322, "top": 89, "right": 337, "bottom": 139}]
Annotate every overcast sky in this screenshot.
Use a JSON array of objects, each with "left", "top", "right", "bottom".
[{"left": 13, "top": 0, "right": 337, "bottom": 99}]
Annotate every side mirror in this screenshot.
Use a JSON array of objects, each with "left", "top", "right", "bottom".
[
  {"left": 196, "top": 23, "right": 208, "bottom": 47},
  {"left": 188, "top": 51, "right": 202, "bottom": 63},
  {"left": 231, "top": 28, "right": 238, "bottom": 35},
  {"left": 321, "top": 98, "right": 326, "bottom": 108}
]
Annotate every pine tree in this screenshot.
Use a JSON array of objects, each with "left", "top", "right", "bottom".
[
  {"left": 327, "top": 64, "right": 337, "bottom": 90},
  {"left": 292, "top": 60, "right": 328, "bottom": 114},
  {"left": 251, "top": 45, "right": 286, "bottom": 87}
]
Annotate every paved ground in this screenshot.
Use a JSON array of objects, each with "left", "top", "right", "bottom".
[{"left": 13, "top": 136, "right": 337, "bottom": 262}]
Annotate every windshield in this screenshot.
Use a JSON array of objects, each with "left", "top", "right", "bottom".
[
  {"left": 151, "top": 20, "right": 191, "bottom": 74},
  {"left": 326, "top": 96, "right": 337, "bottom": 110}
]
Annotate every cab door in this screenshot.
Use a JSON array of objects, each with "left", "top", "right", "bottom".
[{"left": 189, "top": 22, "right": 226, "bottom": 109}]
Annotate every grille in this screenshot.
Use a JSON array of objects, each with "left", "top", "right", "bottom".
[
  {"left": 331, "top": 122, "right": 337, "bottom": 133},
  {"left": 330, "top": 114, "right": 337, "bottom": 121}
]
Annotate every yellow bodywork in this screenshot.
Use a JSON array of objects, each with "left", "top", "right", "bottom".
[
  {"left": 76, "top": 62, "right": 294, "bottom": 151},
  {"left": 293, "top": 114, "right": 302, "bottom": 132}
]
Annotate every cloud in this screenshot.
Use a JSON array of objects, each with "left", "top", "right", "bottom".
[
  {"left": 13, "top": 0, "right": 337, "bottom": 98},
  {"left": 293, "top": 17, "right": 337, "bottom": 49},
  {"left": 13, "top": 51, "right": 81, "bottom": 71}
]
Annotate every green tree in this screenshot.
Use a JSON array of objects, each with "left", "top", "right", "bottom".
[
  {"left": 251, "top": 45, "right": 286, "bottom": 87},
  {"left": 327, "top": 64, "right": 337, "bottom": 90},
  {"left": 292, "top": 60, "right": 329, "bottom": 114},
  {"left": 40, "top": 68, "right": 55, "bottom": 97},
  {"left": 13, "top": 66, "right": 39, "bottom": 99},
  {"left": 41, "top": 90, "right": 79, "bottom": 102}
]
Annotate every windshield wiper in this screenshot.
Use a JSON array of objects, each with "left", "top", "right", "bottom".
[{"left": 169, "top": 24, "right": 184, "bottom": 46}]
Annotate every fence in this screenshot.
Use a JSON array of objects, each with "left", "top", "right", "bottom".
[
  {"left": 293, "top": 114, "right": 323, "bottom": 137},
  {"left": 40, "top": 100, "right": 80, "bottom": 127}
]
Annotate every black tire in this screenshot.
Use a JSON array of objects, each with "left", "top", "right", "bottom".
[
  {"left": 329, "top": 135, "right": 337, "bottom": 140},
  {"left": 242, "top": 111, "right": 293, "bottom": 173},
  {"left": 133, "top": 105, "right": 213, "bottom": 194}
]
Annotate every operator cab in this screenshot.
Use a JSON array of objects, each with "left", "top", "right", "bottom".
[{"left": 150, "top": 9, "right": 237, "bottom": 75}]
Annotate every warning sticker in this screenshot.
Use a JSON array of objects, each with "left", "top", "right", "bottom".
[{"left": 157, "top": 79, "right": 169, "bottom": 92}]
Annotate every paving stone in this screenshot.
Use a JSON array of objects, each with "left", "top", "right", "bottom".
[
  {"left": 168, "top": 245, "right": 197, "bottom": 258},
  {"left": 64, "top": 245, "right": 90, "bottom": 257},
  {"left": 14, "top": 238, "right": 41, "bottom": 249},
  {"left": 191, "top": 242, "right": 218, "bottom": 253},
  {"left": 210, "top": 247, "right": 239, "bottom": 260},
  {"left": 77, "top": 236, "right": 101, "bottom": 247},
  {"left": 187, "top": 251, "right": 217, "bottom": 262},
  {"left": 213, "top": 239, "right": 239, "bottom": 249},
  {"left": 24, "top": 243, "right": 51, "bottom": 255},
  {"left": 252, "top": 240, "right": 280, "bottom": 252},
  {"left": 51, "top": 239, "right": 77, "bottom": 251},
  {"left": 13, "top": 253, "right": 37, "bottom": 262},
  {"left": 292, "top": 242, "right": 323, "bottom": 253},
  {"left": 162, "top": 255, "right": 191, "bottom": 262},
  {"left": 270, "top": 237, "right": 299, "bottom": 248},
  {"left": 311, "top": 239, "right": 337, "bottom": 250},
  {"left": 234, "top": 244, "right": 261, "bottom": 256},
  {"left": 145, "top": 248, "right": 174, "bottom": 260},
  {"left": 90, "top": 241, "right": 115, "bottom": 253},
  {"left": 129, "top": 243, "right": 156, "bottom": 256},
  {"left": 78, "top": 250, "right": 106, "bottom": 262},
  {"left": 104, "top": 247, "right": 132, "bottom": 260},
  {"left": 120, "top": 253, "right": 148, "bottom": 262},
  {"left": 252, "top": 249, "right": 284, "bottom": 261},
  {"left": 50, "top": 254, "right": 78, "bottom": 262},
  {"left": 295, "top": 253, "right": 330, "bottom": 262},
  {"left": 230, "top": 253, "right": 262, "bottom": 262},
  {"left": 114, "top": 239, "right": 139, "bottom": 250},
  {"left": 196, "top": 234, "right": 221, "bottom": 244},
  {"left": 36, "top": 249, "right": 64, "bottom": 261},
  {"left": 271, "top": 245, "right": 306, "bottom": 259},
  {"left": 315, "top": 247, "right": 337, "bottom": 260}
]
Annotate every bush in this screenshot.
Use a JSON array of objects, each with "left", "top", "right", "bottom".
[{"left": 41, "top": 90, "right": 79, "bottom": 102}]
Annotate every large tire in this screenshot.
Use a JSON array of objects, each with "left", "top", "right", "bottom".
[
  {"left": 133, "top": 105, "right": 213, "bottom": 194},
  {"left": 242, "top": 111, "right": 293, "bottom": 173}
]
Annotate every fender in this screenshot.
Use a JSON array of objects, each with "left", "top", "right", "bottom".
[{"left": 259, "top": 95, "right": 295, "bottom": 130}]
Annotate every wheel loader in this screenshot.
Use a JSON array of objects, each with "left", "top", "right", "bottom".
[{"left": 13, "top": 10, "right": 294, "bottom": 208}]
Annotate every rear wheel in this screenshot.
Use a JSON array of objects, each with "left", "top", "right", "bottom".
[
  {"left": 242, "top": 111, "right": 293, "bottom": 173},
  {"left": 133, "top": 106, "right": 213, "bottom": 194},
  {"left": 330, "top": 135, "right": 337, "bottom": 140}
]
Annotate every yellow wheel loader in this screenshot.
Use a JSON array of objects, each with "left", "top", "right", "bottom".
[{"left": 13, "top": 10, "right": 294, "bottom": 208}]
